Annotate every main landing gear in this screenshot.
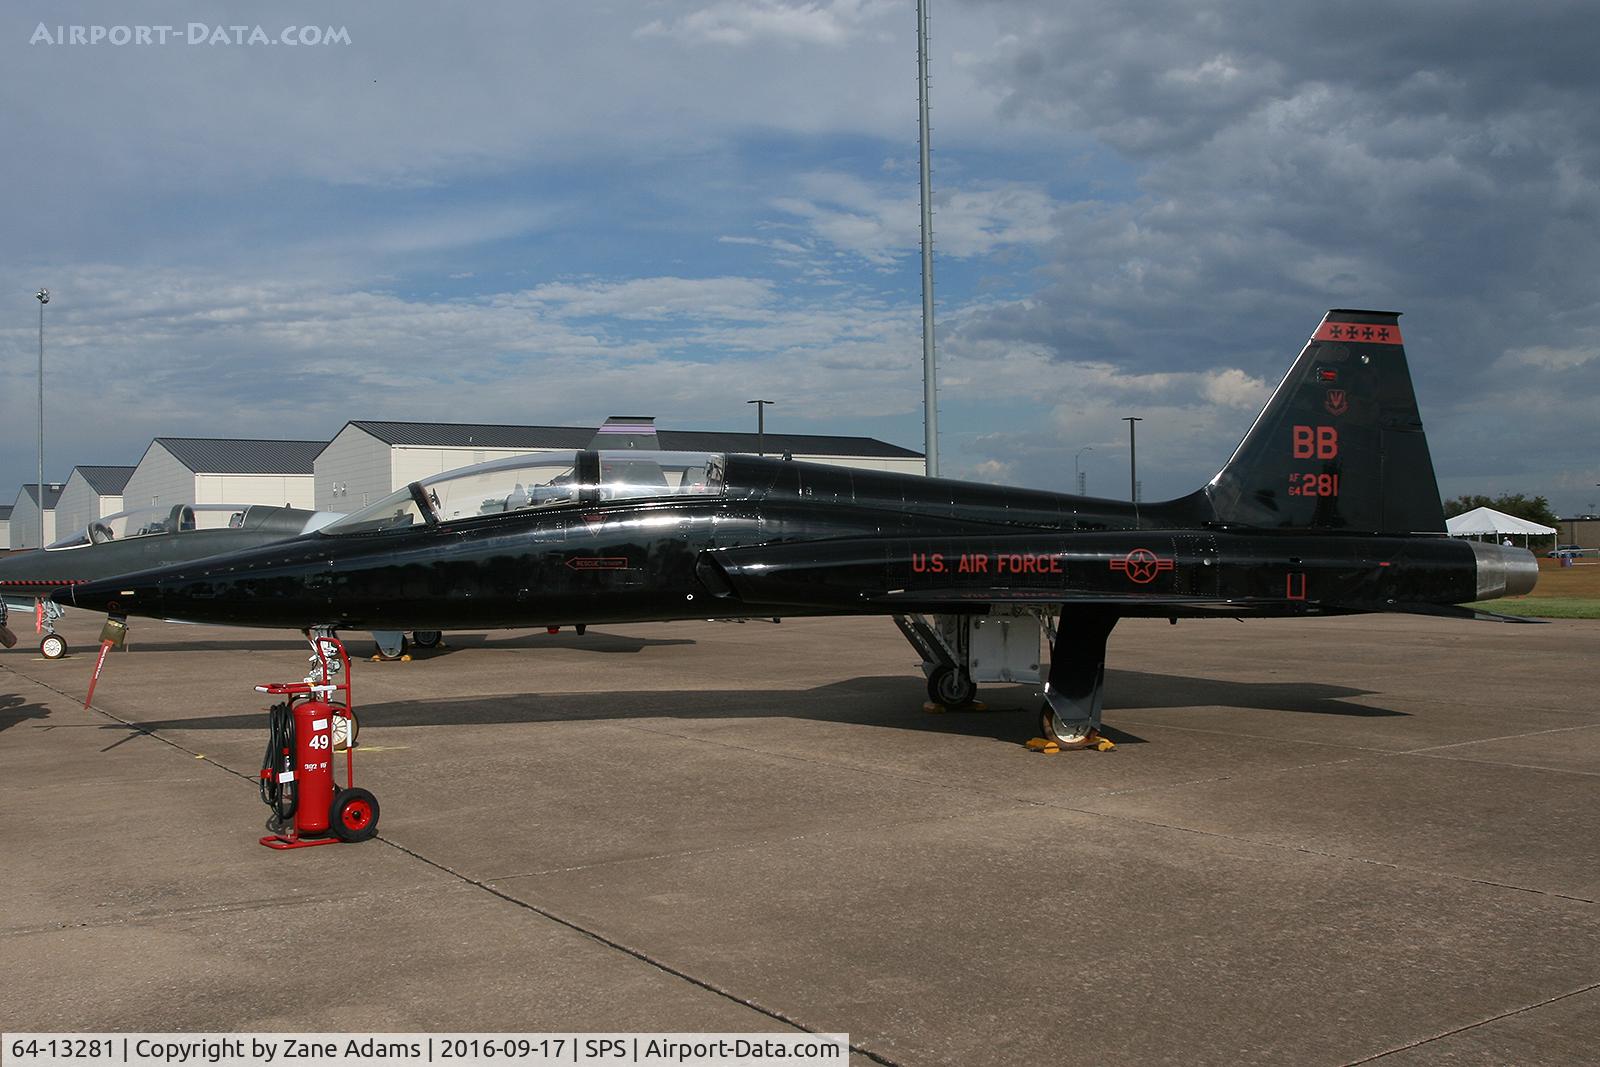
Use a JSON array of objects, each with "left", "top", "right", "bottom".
[
  {"left": 372, "top": 630, "right": 445, "bottom": 659},
  {"left": 897, "top": 608, "right": 1047, "bottom": 711},
  {"left": 897, "top": 607, "right": 1119, "bottom": 752},
  {"left": 1033, "top": 608, "right": 1119, "bottom": 752}
]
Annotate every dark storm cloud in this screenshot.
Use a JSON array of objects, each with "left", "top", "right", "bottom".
[{"left": 950, "top": 0, "right": 1600, "bottom": 505}]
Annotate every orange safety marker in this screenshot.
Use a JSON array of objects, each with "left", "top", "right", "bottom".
[
  {"left": 83, "top": 618, "right": 128, "bottom": 708},
  {"left": 84, "top": 639, "right": 113, "bottom": 708}
]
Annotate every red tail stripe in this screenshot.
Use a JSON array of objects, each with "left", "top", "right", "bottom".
[{"left": 1314, "top": 321, "right": 1402, "bottom": 345}]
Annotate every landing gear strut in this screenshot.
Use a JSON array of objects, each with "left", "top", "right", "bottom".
[
  {"left": 36, "top": 598, "right": 67, "bottom": 658},
  {"left": 896, "top": 609, "right": 1047, "bottom": 710},
  {"left": 1037, "top": 608, "right": 1119, "bottom": 749},
  {"left": 372, "top": 631, "right": 409, "bottom": 660}
]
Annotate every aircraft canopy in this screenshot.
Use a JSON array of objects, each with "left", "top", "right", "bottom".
[
  {"left": 46, "top": 503, "right": 255, "bottom": 550},
  {"left": 321, "top": 450, "right": 727, "bottom": 535}
]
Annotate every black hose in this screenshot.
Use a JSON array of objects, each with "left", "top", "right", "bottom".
[{"left": 260, "top": 700, "right": 297, "bottom": 822}]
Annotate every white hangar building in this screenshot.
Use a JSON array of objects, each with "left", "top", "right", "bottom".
[
  {"left": 11, "top": 482, "right": 64, "bottom": 549},
  {"left": 123, "top": 438, "right": 325, "bottom": 513},
  {"left": 316, "top": 420, "right": 925, "bottom": 511},
  {"left": 0, "top": 504, "right": 12, "bottom": 550},
  {"left": 55, "top": 465, "right": 136, "bottom": 540}
]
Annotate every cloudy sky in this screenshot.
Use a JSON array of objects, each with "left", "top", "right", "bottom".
[{"left": 4, "top": 0, "right": 1598, "bottom": 514}]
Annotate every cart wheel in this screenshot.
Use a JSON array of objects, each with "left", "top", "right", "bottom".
[
  {"left": 927, "top": 665, "right": 977, "bottom": 707},
  {"left": 331, "top": 787, "right": 380, "bottom": 842},
  {"left": 331, "top": 712, "right": 359, "bottom": 750},
  {"left": 40, "top": 633, "right": 67, "bottom": 660},
  {"left": 411, "top": 630, "right": 442, "bottom": 649}
]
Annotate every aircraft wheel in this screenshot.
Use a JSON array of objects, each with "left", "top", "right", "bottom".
[
  {"left": 927, "top": 665, "right": 977, "bottom": 707},
  {"left": 1039, "top": 702, "right": 1092, "bottom": 746},
  {"left": 331, "top": 712, "right": 359, "bottom": 750},
  {"left": 330, "top": 787, "right": 380, "bottom": 843},
  {"left": 574, "top": 623, "right": 587, "bottom": 636},
  {"left": 373, "top": 635, "right": 409, "bottom": 661},
  {"left": 411, "top": 630, "right": 442, "bottom": 649},
  {"left": 40, "top": 633, "right": 67, "bottom": 660}
]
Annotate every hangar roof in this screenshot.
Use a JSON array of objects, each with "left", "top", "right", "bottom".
[
  {"left": 341, "top": 420, "right": 922, "bottom": 459},
  {"left": 152, "top": 438, "right": 326, "bottom": 475},
  {"left": 0, "top": 505, "right": 12, "bottom": 519},
  {"left": 74, "top": 465, "right": 136, "bottom": 495},
  {"left": 17, "top": 483, "right": 64, "bottom": 508}
]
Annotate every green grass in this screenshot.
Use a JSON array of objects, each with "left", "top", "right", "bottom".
[{"left": 1466, "top": 598, "right": 1600, "bottom": 619}]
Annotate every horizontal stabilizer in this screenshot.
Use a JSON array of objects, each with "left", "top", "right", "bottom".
[{"left": 1385, "top": 601, "right": 1547, "bottom": 624}]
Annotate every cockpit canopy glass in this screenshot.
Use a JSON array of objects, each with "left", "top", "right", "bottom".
[
  {"left": 319, "top": 450, "right": 727, "bottom": 536},
  {"left": 46, "top": 503, "right": 252, "bottom": 550}
]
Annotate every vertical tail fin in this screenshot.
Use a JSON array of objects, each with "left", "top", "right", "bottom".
[
  {"left": 589, "top": 416, "right": 660, "bottom": 450},
  {"left": 1205, "top": 310, "right": 1445, "bottom": 533}
]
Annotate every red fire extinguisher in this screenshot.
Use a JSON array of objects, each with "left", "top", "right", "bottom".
[{"left": 258, "top": 634, "right": 378, "bottom": 849}]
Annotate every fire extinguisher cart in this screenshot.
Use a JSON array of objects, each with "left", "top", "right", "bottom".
[{"left": 257, "top": 633, "right": 379, "bottom": 849}]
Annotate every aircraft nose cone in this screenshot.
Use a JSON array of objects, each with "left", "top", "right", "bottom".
[{"left": 55, "top": 576, "right": 151, "bottom": 616}]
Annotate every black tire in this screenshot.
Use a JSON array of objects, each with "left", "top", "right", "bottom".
[
  {"left": 373, "top": 635, "right": 409, "bottom": 661},
  {"left": 1039, "top": 701, "right": 1059, "bottom": 742},
  {"left": 927, "top": 665, "right": 977, "bottom": 707},
  {"left": 40, "top": 634, "right": 67, "bottom": 660},
  {"left": 574, "top": 623, "right": 586, "bottom": 636},
  {"left": 331, "top": 787, "right": 380, "bottom": 843},
  {"left": 411, "top": 630, "right": 442, "bottom": 649}
]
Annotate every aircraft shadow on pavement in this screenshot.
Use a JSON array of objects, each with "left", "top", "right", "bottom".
[
  {"left": 1105, "top": 669, "right": 1404, "bottom": 718},
  {"left": 0, "top": 692, "right": 52, "bottom": 732},
  {"left": 90, "top": 667, "right": 1402, "bottom": 746}
]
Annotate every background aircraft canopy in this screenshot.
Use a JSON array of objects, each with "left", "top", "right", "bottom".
[
  {"left": 320, "top": 450, "right": 727, "bottom": 536},
  {"left": 46, "top": 502, "right": 252, "bottom": 550}
]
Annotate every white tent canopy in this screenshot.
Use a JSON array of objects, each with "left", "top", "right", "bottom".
[{"left": 1446, "top": 506, "right": 1556, "bottom": 537}]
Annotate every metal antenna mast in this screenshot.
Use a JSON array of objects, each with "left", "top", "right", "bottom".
[{"left": 916, "top": 0, "right": 938, "bottom": 476}]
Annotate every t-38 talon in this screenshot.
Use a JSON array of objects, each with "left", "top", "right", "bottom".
[{"left": 63, "top": 311, "right": 1536, "bottom": 748}]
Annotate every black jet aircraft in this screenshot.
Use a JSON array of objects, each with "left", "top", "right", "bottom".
[
  {"left": 0, "top": 503, "right": 338, "bottom": 658},
  {"left": 63, "top": 311, "right": 1537, "bottom": 748}
]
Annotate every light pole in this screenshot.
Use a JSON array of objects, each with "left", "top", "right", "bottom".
[
  {"left": 1121, "top": 416, "right": 1142, "bottom": 505},
  {"left": 35, "top": 288, "right": 49, "bottom": 549},
  {"left": 916, "top": 0, "right": 938, "bottom": 477},
  {"left": 747, "top": 399, "right": 774, "bottom": 457},
  {"left": 1074, "top": 446, "right": 1093, "bottom": 496}
]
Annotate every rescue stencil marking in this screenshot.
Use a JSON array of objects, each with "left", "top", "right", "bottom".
[
  {"left": 1109, "top": 549, "right": 1175, "bottom": 584},
  {"left": 566, "top": 556, "right": 629, "bottom": 570},
  {"left": 1315, "top": 321, "right": 1403, "bottom": 345}
]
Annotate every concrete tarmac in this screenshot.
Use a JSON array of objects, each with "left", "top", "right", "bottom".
[{"left": 2, "top": 611, "right": 1597, "bottom": 1065}]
